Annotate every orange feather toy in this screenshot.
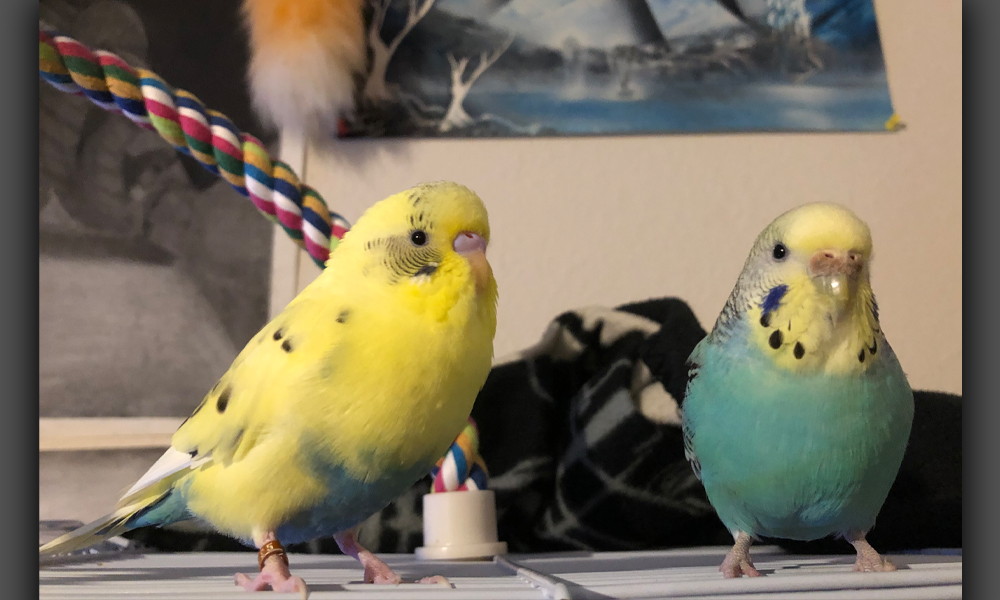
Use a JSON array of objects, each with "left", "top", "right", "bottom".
[{"left": 242, "top": 0, "right": 366, "bottom": 136}]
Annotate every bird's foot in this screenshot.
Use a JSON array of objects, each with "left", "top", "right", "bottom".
[
  {"left": 720, "top": 531, "right": 762, "bottom": 578},
  {"left": 234, "top": 563, "right": 308, "bottom": 597},
  {"left": 235, "top": 534, "right": 308, "bottom": 597},
  {"left": 720, "top": 554, "right": 761, "bottom": 578},
  {"left": 854, "top": 554, "right": 896, "bottom": 573},
  {"left": 847, "top": 531, "right": 896, "bottom": 573},
  {"left": 335, "top": 528, "right": 405, "bottom": 585},
  {"left": 362, "top": 556, "right": 402, "bottom": 585},
  {"left": 333, "top": 528, "right": 451, "bottom": 585},
  {"left": 361, "top": 562, "right": 452, "bottom": 585}
]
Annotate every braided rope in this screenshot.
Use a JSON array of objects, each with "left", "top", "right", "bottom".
[
  {"left": 430, "top": 418, "right": 489, "bottom": 492},
  {"left": 39, "top": 27, "right": 491, "bottom": 492},
  {"left": 38, "top": 28, "right": 349, "bottom": 267}
]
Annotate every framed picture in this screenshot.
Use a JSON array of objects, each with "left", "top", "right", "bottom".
[{"left": 346, "top": 0, "right": 898, "bottom": 138}]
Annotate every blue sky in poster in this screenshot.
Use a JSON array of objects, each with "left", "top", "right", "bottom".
[{"left": 440, "top": 0, "right": 744, "bottom": 47}]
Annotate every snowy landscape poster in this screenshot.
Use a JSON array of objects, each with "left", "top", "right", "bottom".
[{"left": 344, "top": 0, "right": 898, "bottom": 138}]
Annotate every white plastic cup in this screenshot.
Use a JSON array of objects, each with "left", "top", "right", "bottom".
[{"left": 415, "top": 490, "right": 508, "bottom": 560}]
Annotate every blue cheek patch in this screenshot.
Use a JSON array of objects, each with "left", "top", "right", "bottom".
[{"left": 760, "top": 284, "right": 789, "bottom": 316}]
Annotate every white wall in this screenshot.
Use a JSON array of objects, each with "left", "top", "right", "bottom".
[{"left": 276, "top": 0, "right": 961, "bottom": 395}]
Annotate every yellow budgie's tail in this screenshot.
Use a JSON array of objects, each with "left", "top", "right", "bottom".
[
  {"left": 40, "top": 448, "right": 203, "bottom": 557},
  {"left": 39, "top": 492, "right": 168, "bottom": 557}
]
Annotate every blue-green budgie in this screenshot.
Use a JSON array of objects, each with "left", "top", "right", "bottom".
[{"left": 682, "top": 203, "right": 914, "bottom": 577}]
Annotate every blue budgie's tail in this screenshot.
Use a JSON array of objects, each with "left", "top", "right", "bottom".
[{"left": 40, "top": 448, "right": 204, "bottom": 557}]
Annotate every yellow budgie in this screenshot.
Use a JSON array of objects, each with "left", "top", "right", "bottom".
[{"left": 40, "top": 182, "right": 499, "bottom": 594}]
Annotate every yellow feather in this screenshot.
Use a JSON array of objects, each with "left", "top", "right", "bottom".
[
  {"left": 775, "top": 203, "right": 873, "bottom": 258},
  {"left": 750, "top": 203, "right": 881, "bottom": 376},
  {"left": 749, "top": 276, "right": 879, "bottom": 376}
]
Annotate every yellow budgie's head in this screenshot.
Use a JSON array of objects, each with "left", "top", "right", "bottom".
[
  {"left": 715, "top": 203, "right": 882, "bottom": 375},
  {"left": 332, "top": 181, "right": 498, "bottom": 313}
]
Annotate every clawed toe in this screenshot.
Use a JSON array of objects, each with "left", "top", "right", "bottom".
[
  {"left": 234, "top": 570, "right": 308, "bottom": 597},
  {"left": 364, "top": 562, "right": 402, "bottom": 585},
  {"left": 720, "top": 560, "right": 761, "bottom": 578},
  {"left": 272, "top": 575, "right": 308, "bottom": 596},
  {"left": 235, "top": 572, "right": 267, "bottom": 591},
  {"left": 847, "top": 531, "right": 896, "bottom": 574},
  {"left": 855, "top": 556, "right": 896, "bottom": 572},
  {"left": 720, "top": 531, "right": 762, "bottom": 578}
]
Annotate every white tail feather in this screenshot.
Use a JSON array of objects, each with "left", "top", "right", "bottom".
[{"left": 120, "top": 447, "right": 207, "bottom": 503}]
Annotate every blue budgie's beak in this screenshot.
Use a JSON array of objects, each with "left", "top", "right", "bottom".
[{"left": 809, "top": 248, "right": 865, "bottom": 304}]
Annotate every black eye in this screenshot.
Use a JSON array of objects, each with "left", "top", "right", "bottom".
[
  {"left": 410, "top": 230, "right": 427, "bottom": 246},
  {"left": 772, "top": 243, "right": 787, "bottom": 261}
]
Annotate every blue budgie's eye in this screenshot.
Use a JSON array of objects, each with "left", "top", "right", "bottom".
[
  {"left": 772, "top": 243, "right": 787, "bottom": 261},
  {"left": 410, "top": 230, "right": 428, "bottom": 246}
]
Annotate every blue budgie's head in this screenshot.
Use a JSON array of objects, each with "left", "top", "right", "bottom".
[{"left": 712, "top": 203, "right": 881, "bottom": 375}]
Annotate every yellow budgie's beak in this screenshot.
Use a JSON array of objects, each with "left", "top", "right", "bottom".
[
  {"left": 808, "top": 248, "right": 864, "bottom": 304},
  {"left": 453, "top": 231, "right": 490, "bottom": 295}
]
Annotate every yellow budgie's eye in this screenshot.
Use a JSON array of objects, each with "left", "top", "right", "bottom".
[{"left": 410, "top": 230, "right": 427, "bottom": 246}]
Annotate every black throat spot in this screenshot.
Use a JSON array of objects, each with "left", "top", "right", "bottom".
[
  {"left": 415, "top": 264, "right": 438, "bottom": 277},
  {"left": 769, "top": 329, "right": 783, "bottom": 349}
]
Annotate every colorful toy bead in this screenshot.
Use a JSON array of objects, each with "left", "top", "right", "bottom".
[{"left": 430, "top": 418, "right": 490, "bottom": 492}]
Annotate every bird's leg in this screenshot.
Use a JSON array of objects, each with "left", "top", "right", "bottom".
[
  {"left": 846, "top": 531, "right": 896, "bottom": 572},
  {"left": 234, "top": 531, "right": 308, "bottom": 597},
  {"left": 334, "top": 529, "right": 450, "bottom": 586},
  {"left": 334, "top": 528, "right": 402, "bottom": 584},
  {"left": 720, "top": 531, "right": 761, "bottom": 578}
]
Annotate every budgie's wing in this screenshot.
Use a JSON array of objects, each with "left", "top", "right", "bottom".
[
  {"left": 681, "top": 338, "right": 709, "bottom": 482},
  {"left": 169, "top": 288, "right": 346, "bottom": 471},
  {"left": 116, "top": 447, "right": 209, "bottom": 506}
]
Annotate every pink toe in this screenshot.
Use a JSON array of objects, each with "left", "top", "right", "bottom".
[
  {"left": 271, "top": 576, "right": 308, "bottom": 594},
  {"left": 234, "top": 572, "right": 269, "bottom": 592}
]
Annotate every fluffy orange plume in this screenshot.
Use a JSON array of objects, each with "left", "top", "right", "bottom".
[{"left": 242, "top": 0, "right": 366, "bottom": 136}]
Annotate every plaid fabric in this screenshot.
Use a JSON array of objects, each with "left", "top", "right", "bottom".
[
  {"left": 118, "top": 297, "right": 961, "bottom": 554},
  {"left": 469, "top": 298, "right": 729, "bottom": 551}
]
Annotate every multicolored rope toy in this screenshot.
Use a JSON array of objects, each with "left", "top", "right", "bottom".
[
  {"left": 39, "top": 25, "right": 493, "bottom": 492},
  {"left": 430, "top": 418, "right": 489, "bottom": 493},
  {"left": 38, "top": 27, "right": 349, "bottom": 268}
]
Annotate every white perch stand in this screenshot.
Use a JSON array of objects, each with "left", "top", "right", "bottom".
[{"left": 415, "top": 490, "right": 508, "bottom": 560}]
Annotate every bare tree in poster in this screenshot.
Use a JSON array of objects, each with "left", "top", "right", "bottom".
[
  {"left": 439, "top": 36, "right": 514, "bottom": 133},
  {"left": 610, "top": 45, "right": 639, "bottom": 99},
  {"left": 363, "top": 0, "right": 436, "bottom": 102}
]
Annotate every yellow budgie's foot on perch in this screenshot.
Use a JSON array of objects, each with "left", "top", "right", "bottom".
[
  {"left": 417, "top": 575, "right": 453, "bottom": 586},
  {"left": 334, "top": 529, "right": 401, "bottom": 584},
  {"left": 333, "top": 530, "right": 452, "bottom": 586},
  {"left": 234, "top": 537, "right": 308, "bottom": 597}
]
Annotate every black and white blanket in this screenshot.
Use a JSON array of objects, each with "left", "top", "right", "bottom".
[{"left": 120, "top": 297, "right": 962, "bottom": 555}]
